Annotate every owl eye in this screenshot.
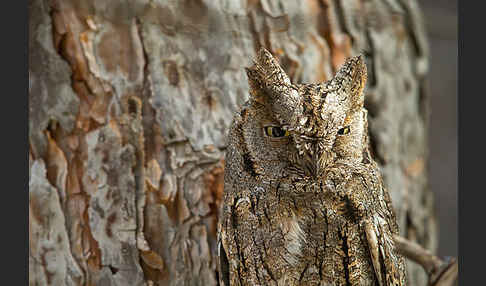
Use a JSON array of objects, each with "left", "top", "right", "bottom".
[
  {"left": 264, "top": 126, "right": 290, "bottom": 138},
  {"left": 337, "top": 126, "right": 351, "bottom": 135}
]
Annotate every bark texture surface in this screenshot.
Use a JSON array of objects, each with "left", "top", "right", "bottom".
[{"left": 29, "top": 0, "right": 435, "bottom": 285}]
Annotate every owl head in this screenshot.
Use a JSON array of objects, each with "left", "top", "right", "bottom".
[{"left": 237, "top": 48, "right": 369, "bottom": 180}]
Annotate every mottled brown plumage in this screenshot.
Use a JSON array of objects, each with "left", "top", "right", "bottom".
[{"left": 218, "top": 48, "right": 406, "bottom": 286}]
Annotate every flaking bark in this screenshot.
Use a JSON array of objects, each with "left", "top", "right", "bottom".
[{"left": 29, "top": 0, "right": 435, "bottom": 285}]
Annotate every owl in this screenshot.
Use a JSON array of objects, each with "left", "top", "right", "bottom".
[{"left": 217, "top": 48, "right": 406, "bottom": 286}]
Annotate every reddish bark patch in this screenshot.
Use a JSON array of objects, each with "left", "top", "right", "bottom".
[
  {"left": 277, "top": 53, "right": 300, "bottom": 81},
  {"left": 82, "top": 194, "right": 102, "bottom": 271},
  {"left": 106, "top": 213, "right": 117, "bottom": 238},
  {"left": 203, "top": 159, "right": 225, "bottom": 236},
  {"left": 405, "top": 158, "right": 425, "bottom": 178},
  {"left": 45, "top": 130, "right": 68, "bottom": 192},
  {"left": 141, "top": 250, "right": 165, "bottom": 271},
  {"left": 126, "top": 95, "right": 142, "bottom": 117},
  {"left": 60, "top": 29, "right": 90, "bottom": 82},
  {"left": 310, "top": 34, "right": 330, "bottom": 83},
  {"left": 203, "top": 90, "right": 216, "bottom": 110},
  {"left": 40, "top": 247, "right": 55, "bottom": 284},
  {"left": 163, "top": 60, "right": 180, "bottom": 86},
  {"left": 89, "top": 93, "right": 113, "bottom": 125},
  {"left": 97, "top": 24, "right": 143, "bottom": 81},
  {"left": 29, "top": 194, "right": 45, "bottom": 226},
  {"left": 313, "top": 0, "right": 352, "bottom": 72}
]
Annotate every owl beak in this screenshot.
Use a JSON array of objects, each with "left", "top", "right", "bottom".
[
  {"left": 316, "top": 145, "right": 334, "bottom": 176},
  {"left": 302, "top": 141, "right": 333, "bottom": 178}
]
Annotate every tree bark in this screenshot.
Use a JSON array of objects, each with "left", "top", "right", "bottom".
[{"left": 29, "top": 0, "right": 435, "bottom": 285}]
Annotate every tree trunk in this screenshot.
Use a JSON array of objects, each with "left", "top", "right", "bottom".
[{"left": 29, "top": 0, "right": 435, "bottom": 285}]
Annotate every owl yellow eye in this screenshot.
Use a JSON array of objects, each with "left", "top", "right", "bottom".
[
  {"left": 264, "top": 126, "right": 290, "bottom": 138},
  {"left": 337, "top": 126, "right": 350, "bottom": 135}
]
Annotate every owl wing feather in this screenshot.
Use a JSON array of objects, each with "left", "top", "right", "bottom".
[
  {"left": 364, "top": 214, "right": 406, "bottom": 286},
  {"left": 363, "top": 182, "right": 407, "bottom": 286},
  {"left": 337, "top": 164, "right": 406, "bottom": 286}
]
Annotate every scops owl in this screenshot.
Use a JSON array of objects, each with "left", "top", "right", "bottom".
[{"left": 218, "top": 48, "right": 406, "bottom": 286}]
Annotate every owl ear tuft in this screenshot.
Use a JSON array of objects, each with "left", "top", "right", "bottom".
[
  {"left": 245, "top": 47, "right": 292, "bottom": 100},
  {"left": 330, "top": 54, "right": 368, "bottom": 109},
  {"left": 245, "top": 65, "right": 266, "bottom": 104},
  {"left": 245, "top": 47, "right": 303, "bottom": 126},
  {"left": 254, "top": 48, "right": 291, "bottom": 85}
]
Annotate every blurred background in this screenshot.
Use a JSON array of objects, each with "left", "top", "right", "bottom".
[{"left": 419, "top": 0, "right": 457, "bottom": 258}]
